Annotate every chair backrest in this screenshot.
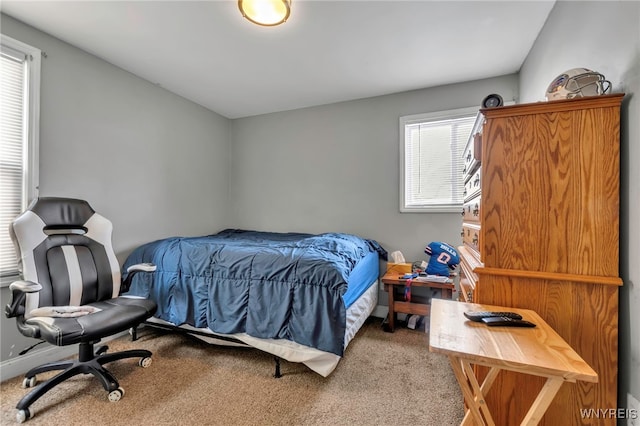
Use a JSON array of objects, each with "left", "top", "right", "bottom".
[{"left": 10, "top": 197, "right": 122, "bottom": 317}]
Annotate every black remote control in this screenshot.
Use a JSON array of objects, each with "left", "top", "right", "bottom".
[
  {"left": 464, "top": 311, "right": 522, "bottom": 322},
  {"left": 481, "top": 317, "right": 536, "bottom": 327}
]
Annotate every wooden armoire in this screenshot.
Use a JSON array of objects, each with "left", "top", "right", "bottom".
[{"left": 458, "top": 94, "right": 624, "bottom": 425}]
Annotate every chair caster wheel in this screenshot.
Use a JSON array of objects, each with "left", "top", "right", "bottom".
[
  {"left": 108, "top": 387, "right": 124, "bottom": 402},
  {"left": 16, "top": 408, "right": 31, "bottom": 423},
  {"left": 139, "top": 357, "right": 152, "bottom": 368},
  {"left": 22, "top": 377, "right": 36, "bottom": 388}
]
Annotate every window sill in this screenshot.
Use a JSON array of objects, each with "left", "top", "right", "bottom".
[{"left": 400, "top": 206, "right": 462, "bottom": 213}]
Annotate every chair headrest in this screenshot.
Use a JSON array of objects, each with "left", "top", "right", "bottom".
[{"left": 28, "top": 197, "right": 96, "bottom": 228}]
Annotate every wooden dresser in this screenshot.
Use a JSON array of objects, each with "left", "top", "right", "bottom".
[{"left": 458, "top": 94, "right": 624, "bottom": 425}]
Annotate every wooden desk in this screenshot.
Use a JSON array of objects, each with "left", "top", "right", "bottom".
[
  {"left": 381, "top": 270, "right": 454, "bottom": 332},
  {"left": 428, "top": 299, "right": 598, "bottom": 426}
]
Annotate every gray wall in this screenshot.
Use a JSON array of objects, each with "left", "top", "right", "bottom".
[
  {"left": 0, "top": 15, "right": 232, "bottom": 362},
  {"left": 519, "top": 0, "right": 640, "bottom": 414},
  {"left": 230, "top": 75, "right": 518, "bottom": 263}
]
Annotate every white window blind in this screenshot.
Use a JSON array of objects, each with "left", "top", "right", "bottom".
[
  {"left": 0, "top": 35, "right": 40, "bottom": 283},
  {"left": 400, "top": 107, "right": 476, "bottom": 213}
]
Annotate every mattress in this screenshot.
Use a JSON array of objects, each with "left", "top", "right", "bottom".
[{"left": 342, "top": 250, "right": 379, "bottom": 308}]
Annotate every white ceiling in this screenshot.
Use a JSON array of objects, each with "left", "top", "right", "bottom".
[{"left": 1, "top": 1, "right": 556, "bottom": 119}]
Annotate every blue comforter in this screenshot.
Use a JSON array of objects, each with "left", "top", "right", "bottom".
[{"left": 123, "top": 229, "right": 386, "bottom": 356}]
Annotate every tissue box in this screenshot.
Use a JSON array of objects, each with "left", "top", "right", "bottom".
[{"left": 386, "top": 262, "right": 412, "bottom": 274}]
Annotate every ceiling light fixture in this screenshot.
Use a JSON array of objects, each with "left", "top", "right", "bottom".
[{"left": 238, "top": 0, "right": 291, "bottom": 27}]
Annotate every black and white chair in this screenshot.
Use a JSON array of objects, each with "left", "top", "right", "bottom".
[{"left": 4, "top": 197, "right": 158, "bottom": 423}]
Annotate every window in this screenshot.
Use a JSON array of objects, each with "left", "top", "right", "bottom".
[
  {"left": 1, "top": 35, "right": 40, "bottom": 286},
  {"left": 399, "top": 107, "right": 476, "bottom": 213}
]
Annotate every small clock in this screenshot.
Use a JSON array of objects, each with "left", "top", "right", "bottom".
[{"left": 482, "top": 93, "right": 504, "bottom": 108}]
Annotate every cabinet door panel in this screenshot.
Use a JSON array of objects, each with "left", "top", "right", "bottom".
[{"left": 481, "top": 107, "right": 620, "bottom": 277}]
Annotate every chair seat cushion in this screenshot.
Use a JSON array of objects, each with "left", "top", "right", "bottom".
[
  {"left": 29, "top": 305, "right": 101, "bottom": 318},
  {"left": 24, "top": 297, "right": 157, "bottom": 346}
]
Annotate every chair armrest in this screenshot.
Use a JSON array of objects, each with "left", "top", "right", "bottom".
[
  {"left": 121, "top": 263, "right": 157, "bottom": 293},
  {"left": 126, "top": 263, "right": 157, "bottom": 273},
  {"left": 5, "top": 280, "right": 42, "bottom": 318}
]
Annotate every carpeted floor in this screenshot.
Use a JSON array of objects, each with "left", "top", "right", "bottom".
[{"left": 0, "top": 317, "right": 464, "bottom": 425}]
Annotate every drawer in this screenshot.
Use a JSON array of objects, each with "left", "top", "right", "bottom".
[
  {"left": 458, "top": 246, "right": 481, "bottom": 303},
  {"left": 463, "top": 167, "right": 482, "bottom": 201},
  {"left": 462, "top": 222, "right": 481, "bottom": 254},
  {"left": 462, "top": 112, "right": 485, "bottom": 182},
  {"left": 462, "top": 132, "right": 482, "bottom": 179},
  {"left": 459, "top": 276, "right": 474, "bottom": 303},
  {"left": 462, "top": 195, "right": 481, "bottom": 223}
]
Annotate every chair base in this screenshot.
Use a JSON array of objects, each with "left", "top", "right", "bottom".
[{"left": 16, "top": 341, "right": 151, "bottom": 414}]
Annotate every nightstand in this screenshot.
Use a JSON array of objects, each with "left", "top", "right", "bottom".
[{"left": 381, "top": 270, "right": 454, "bottom": 332}]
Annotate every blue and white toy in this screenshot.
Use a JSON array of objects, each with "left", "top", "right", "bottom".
[{"left": 424, "top": 241, "right": 460, "bottom": 276}]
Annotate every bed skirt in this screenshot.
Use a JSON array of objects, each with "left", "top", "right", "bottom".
[{"left": 143, "top": 280, "right": 378, "bottom": 377}]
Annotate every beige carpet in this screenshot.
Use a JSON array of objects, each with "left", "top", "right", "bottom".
[{"left": 0, "top": 318, "right": 464, "bottom": 426}]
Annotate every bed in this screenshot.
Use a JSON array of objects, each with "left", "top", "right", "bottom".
[{"left": 122, "top": 229, "right": 387, "bottom": 376}]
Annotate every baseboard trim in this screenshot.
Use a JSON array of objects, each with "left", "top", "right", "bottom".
[
  {"left": 0, "top": 344, "right": 78, "bottom": 382},
  {"left": 0, "top": 332, "right": 128, "bottom": 382}
]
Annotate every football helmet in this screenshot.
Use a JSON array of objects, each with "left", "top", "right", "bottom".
[{"left": 545, "top": 68, "right": 611, "bottom": 101}]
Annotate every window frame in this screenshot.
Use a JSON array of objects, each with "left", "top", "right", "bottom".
[
  {"left": 399, "top": 106, "right": 478, "bottom": 213},
  {"left": 0, "top": 34, "right": 41, "bottom": 287}
]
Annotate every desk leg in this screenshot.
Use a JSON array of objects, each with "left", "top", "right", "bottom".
[
  {"left": 520, "top": 377, "right": 564, "bottom": 426},
  {"left": 383, "top": 284, "right": 396, "bottom": 333},
  {"left": 449, "top": 356, "right": 496, "bottom": 426}
]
